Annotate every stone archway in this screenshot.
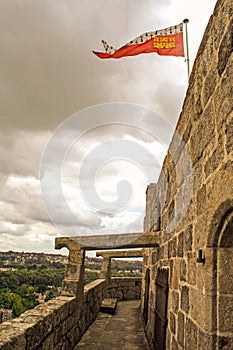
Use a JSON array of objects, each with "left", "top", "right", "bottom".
[
  {"left": 216, "top": 210, "right": 233, "bottom": 348},
  {"left": 206, "top": 202, "right": 233, "bottom": 349}
]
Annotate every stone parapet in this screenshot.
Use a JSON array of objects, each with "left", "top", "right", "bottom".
[
  {"left": 106, "top": 278, "right": 142, "bottom": 301},
  {"left": 0, "top": 277, "right": 141, "bottom": 350}
]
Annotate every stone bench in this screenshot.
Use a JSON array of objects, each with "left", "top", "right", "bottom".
[{"left": 100, "top": 298, "right": 118, "bottom": 315}]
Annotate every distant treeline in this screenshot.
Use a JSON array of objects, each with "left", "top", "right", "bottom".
[{"left": 0, "top": 251, "right": 142, "bottom": 318}]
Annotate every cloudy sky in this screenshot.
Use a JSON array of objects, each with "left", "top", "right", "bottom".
[{"left": 0, "top": 0, "right": 216, "bottom": 254}]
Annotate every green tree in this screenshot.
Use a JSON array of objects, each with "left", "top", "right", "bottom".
[{"left": 0, "top": 292, "right": 26, "bottom": 317}]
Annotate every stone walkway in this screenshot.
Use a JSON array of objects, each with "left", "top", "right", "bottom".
[{"left": 75, "top": 300, "right": 150, "bottom": 350}]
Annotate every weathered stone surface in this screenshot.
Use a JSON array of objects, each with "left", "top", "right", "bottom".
[
  {"left": 185, "top": 318, "right": 198, "bottom": 350},
  {"left": 171, "top": 336, "right": 179, "bottom": 350},
  {"left": 197, "top": 329, "right": 215, "bottom": 350},
  {"left": 196, "top": 184, "right": 207, "bottom": 216},
  {"left": 2, "top": 1, "right": 232, "bottom": 349},
  {"left": 100, "top": 298, "right": 117, "bottom": 315},
  {"left": 218, "top": 19, "right": 233, "bottom": 76},
  {"left": 184, "top": 225, "right": 193, "bottom": 251},
  {"left": 226, "top": 115, "right": 233, "bottom": 154},
  {"left": 96, "top": 250, "right": 143, "bottom": 258},
  {"left": 187, "top": 253, "right": 196, "bottom": 285},
  {"left": 177, "top": 312, "right": 184, "bottom": 347},
  {"left": 218, "top": 295, "right": 233, "bottom": 333},
  {"left": 142, "top": 1, "right": 233, "bottom": 348},
  {"left": 172, "top": 291, "right": 179, "bottom": 314},
  {"left": 168, "top": 237, "right": 177, "bottom": 258},
  {"left": 0, "top": 278, "right": 142, "bottom": 350},
  {"left": 217, "top": 336, "right": 233, "bottom": 350},
  {"left": 75, "top": 301, "right": 150, "bottom": 350},
  {"left": 177, "top": 232, "right": 184, "bottom": 257},
  {"left": 170, "top": 311, "right": 176, "bottom": 335},
  {"left": 202, "top": 64, "right": 218, "bottom": 107},
  {"left": 0, "top": 327, "right": 26, "bottom": 350},
  {"left": 181, "top": 286, "right": 189, "bottom": 314},
  {"left": 180, "top": 259, "right": 187, "bottom": 282}
]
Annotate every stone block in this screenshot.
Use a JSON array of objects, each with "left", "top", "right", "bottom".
[
  {"left": 187, "top": 253, "right": 197, "bottom": 285},
  {"left": 218, "top": 21, "right": 233, "bottom": 76},
  {"left": 115, "top": 290, "right": 124, "bottom": 300},
  {"left": 172, "top": 290, "right": 179, "bottom": 314},
  {"left": 178, "top": 232, "right": 184, "bottom": 258},
  {"left": 218, "top": 248, "right": 233, "bottom": 294},
  {"left": 193, "top": 159, "right": 204, "bottom": 192},
  {"left": 41, "top": 333, "right": 55, "bottom": 350},
  {"left": 184, "top": 224, "right": 193, "bottom": 251},
  {"left": 100, "top": 298, "right": 117, "bottom": 315},
  {"left": 198, "top": 329, "right": 216, "bottom": 350},
  {"left": 202, "top": 63, "right": 218, "bottom": 107},
  {"left": 170, "top": 311, "right": 176, "bottom": 335},
  {"left": 172, "top": 262, "right": 179, "bottom": 290},
  {"left": 166, "top": 328, "right": 171, "bottom": 349},
  {"left": 214, "top": 72, "right": 233, "bottom": 127},
  {"left": 190, "top": 102, "right": 215, "bottom": 164},
  {"left": 177, "top": 311, "right": 184, "bottom": 347},
  {"left": 226, "top": 115, "right": 233, "bottom": 154},
  {"left": 189, "top": 288, "right": 206, "bottom": 329},
  {"left": 185, "top": 318, "right": 198, "bottom": 350},
  {"left": 124, "top": 290, "right": 137, "bottom": 300},
  {"left": 204, "top": 141, "right": 224, "bottom": 179},
  {"left": 196, "top": 185, "right": 207, "bottom": 216},
  {"left": 171, "top": 336, "right": 179, "bottom": 350},
  {"left": 168, "top": 238, "right": 177, "bottom": 258},
  {"left": 181, "top": 286, "right": 189, "bottom": 314},
  {"left": 218, "top": 295, "right": 233, "bottom": 333},
  {"left": 180, "top": 259, "right": 187, "bottom": 282},
  {"left": 0, "top": 328, "right": 26, "bottom": 350}
]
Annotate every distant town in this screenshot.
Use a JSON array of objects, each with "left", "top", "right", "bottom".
[{"left": 0, "top": 250, "right": 142, "bottom": 322}]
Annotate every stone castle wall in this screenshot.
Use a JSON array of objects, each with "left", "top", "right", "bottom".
[
  {"left": 107, "top": 277, "right": 141, "bottom": 300},
  {"left": 0, "top": 277, "right": 141, "bottom": 350},
  {"left": 142, "top": 0, "right": 233, "bottom": 349}
]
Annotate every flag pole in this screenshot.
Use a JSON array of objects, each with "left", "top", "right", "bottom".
[{"left": 183, "top": 19, "right": 190, "bottom": 79}]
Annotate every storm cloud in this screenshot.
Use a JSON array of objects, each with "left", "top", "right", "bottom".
[{"left": 0, "top": 0, "right": 216, "bottom": 253}]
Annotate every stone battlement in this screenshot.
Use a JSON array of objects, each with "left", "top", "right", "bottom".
[{"left": 0, "top": 278, "right": 141, "bottom": 350}]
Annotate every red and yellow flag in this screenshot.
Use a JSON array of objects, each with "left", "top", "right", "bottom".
[{"left": 93, "top": 23, "right": 184, "bottom": 59}]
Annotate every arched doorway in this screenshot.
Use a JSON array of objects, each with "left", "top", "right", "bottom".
[
  {"left": 207, "top": 203, "right": 233, "bottom": 349},
  {"left": 216, "top": 210, "right": 233, "bottom": 348}
]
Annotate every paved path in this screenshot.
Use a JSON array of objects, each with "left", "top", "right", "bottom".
[{"left": 75, "top": 300, "right": 150, "bottom": 350}]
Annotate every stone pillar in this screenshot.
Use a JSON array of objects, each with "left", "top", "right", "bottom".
[
  {"left": 100, "top": 256, "right": 111, "bottom": 280},
  {"left": 55, "top": 238, "right": 85, "bottom": 298}
]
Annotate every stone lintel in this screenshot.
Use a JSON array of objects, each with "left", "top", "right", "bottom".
[
  {"left": 55, "top": 232, "right": 160, "bottom": 251},
  {"left": 96, "top": 250, "right": 143, "bottom": 258},
  {"left": 55, "top": 237, "right": 82, "bottom": 251}
]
